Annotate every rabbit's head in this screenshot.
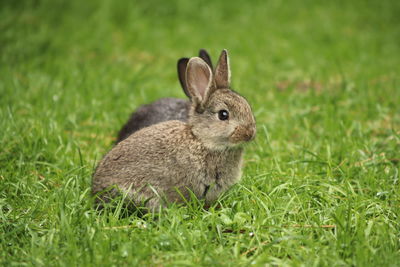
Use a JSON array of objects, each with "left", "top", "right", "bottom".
[{"left": 186, "top": 50, "right": 256, "bottom": 150}]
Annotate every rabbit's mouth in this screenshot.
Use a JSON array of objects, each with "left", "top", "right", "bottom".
[{"left": 229, "top": 125, "right": 256, "bottom": 144}]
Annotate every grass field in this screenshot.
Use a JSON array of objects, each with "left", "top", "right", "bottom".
[{"left": 1, "top": 0, "right": 400, "bottom": 266}]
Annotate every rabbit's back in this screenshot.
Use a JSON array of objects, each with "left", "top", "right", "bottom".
[{"left": 116, "top": 98, "right": 190, "bottom": 143}]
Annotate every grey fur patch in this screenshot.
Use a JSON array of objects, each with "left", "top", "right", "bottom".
[{"left": 116, "top": 98, "right": 190, "bottom": 143}]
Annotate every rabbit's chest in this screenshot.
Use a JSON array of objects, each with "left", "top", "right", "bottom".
[{"left": 196, "top": 149, "right": 243, "bottom": 202}]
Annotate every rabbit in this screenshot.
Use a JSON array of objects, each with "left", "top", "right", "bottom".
[
  {"left": 116, "top": 49, "right": 214, "bottom": 143},
  {"left": 93, "top": 50, "right": 256, "bottom": 211}
]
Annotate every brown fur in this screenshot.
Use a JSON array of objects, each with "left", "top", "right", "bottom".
[{"left": 92, "top": 50, "right": 256, "bottom": 210}]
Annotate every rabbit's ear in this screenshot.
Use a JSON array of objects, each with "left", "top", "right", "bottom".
[
  {"left": 214, "top": 49, "right": 231, "bottom": 89},
  {"left": 177, "top": 58, "right": 191, "bottom": 98},
  {"left": 199, "top": 49, "right": 213, "bottom": 70},
  {"left": 186, "top": 57, "right": 213, "bottom": 106}
]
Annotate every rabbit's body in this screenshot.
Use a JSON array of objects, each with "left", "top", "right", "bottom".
[
  {"left": 93, "top": 50, "right": 255, "bottom": 210},
  {"left": 94, "top": 120, "right": 244, "bottom": 209},
  {"left": 117, "top": 98, "right": 189, "bottom": 143}
]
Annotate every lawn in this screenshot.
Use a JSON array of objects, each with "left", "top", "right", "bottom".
[{"left": 1, "top": 0, "right": 399, "bottom": 266}]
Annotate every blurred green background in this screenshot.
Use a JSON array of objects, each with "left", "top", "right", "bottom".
[{"left": 1, "top": 0, "right": 399, "bottom": 266}]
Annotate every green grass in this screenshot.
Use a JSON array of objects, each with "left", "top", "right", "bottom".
[{"left": 1, "top": 0, "right": 400, "bottom": 266}]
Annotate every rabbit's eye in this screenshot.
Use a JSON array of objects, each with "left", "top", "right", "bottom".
[{"left": 218, "top": 110, "right": 229, "bottom": 120}]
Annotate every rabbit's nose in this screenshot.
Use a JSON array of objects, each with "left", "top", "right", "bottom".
[
  {"left": 242, "top": 125, "right": 256, "bottom": 142},
  {"left": 231, "top": 125, "right": 256, "bottom": 143}
]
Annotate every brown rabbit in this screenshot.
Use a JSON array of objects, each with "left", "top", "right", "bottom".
[{"left": 93, "top": 50, "right": 256, "bottom": 210}]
